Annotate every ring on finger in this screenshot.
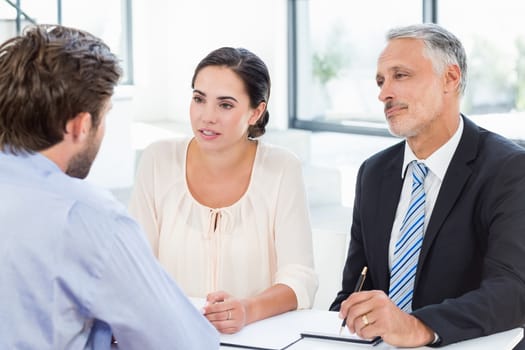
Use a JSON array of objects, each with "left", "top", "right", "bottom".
[{"left": 362, "top": 314, "right": 369, "bottom": 326}]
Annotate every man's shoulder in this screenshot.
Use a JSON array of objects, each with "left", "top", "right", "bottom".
[
  {"left": 63, "top": 178, "right": 144, "bottom": 253},
  {"left": 365, "top": 140, "right": 405, "bottom": 167},
  {"left": 478, "top": 128, "right": 525, "bottom": 158},
  {"left": 50, "top": 172, "right": 127, "bottom": 220},
  {"left": 457, "top": 119, "right": 525, "bottom": 174},
  {"left": 463, "top": 115, "right": 524, "bottom": 158}
]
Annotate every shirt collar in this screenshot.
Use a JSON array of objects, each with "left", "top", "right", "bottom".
[
  {"left": 401, "top": 116, "right": 464, "bottom": 181},
  {"left": 33, "top": 151, "right": 64, "bottom": 175},
  {"left": 1, "top": 148, "right": 63, "bottom": 176}
]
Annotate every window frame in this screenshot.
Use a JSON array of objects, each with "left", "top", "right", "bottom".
[
  {"left": 287, "top": 0, "right": 437, "bottom": 137},
  {"left": 3, "top": 0, "right": 134, "bottom": 85}
]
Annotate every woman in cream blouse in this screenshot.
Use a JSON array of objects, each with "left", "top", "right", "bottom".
[{"left": 129, "top": 47, "right": 318, "bottom": 334}]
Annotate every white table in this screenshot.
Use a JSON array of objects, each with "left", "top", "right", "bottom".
[
  {"left": 283, "top": 328, "right": 523, "bottom": 350},
  {"left": 218, "top": 306, "right": 523, "bottom": 350}
]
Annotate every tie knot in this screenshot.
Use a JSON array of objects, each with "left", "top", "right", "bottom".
[{"left": 412, "top": 161, "right": 428, "bottom": 185}]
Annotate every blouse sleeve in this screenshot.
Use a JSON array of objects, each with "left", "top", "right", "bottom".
[
  {"left": 128, "top": 144, "right": 161, "bottom": 256},
  {"left": 273, "top": 154, "right": 319, "bottom": 309}
]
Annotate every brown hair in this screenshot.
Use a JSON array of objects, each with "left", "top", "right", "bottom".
[{"left": 0, "top": 24, "right": 122, "bottom": 153}]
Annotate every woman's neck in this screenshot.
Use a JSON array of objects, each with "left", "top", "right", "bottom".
[{"left": 189, "top": 137, "right": 257, "bottom": 175}]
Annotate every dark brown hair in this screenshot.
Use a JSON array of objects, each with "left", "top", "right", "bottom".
[
  {"left": 0, "top": 24, "right": 122, "bottom": 153},
  {"left": 191, "top": 47, "right": 271, "bottom": 138}
]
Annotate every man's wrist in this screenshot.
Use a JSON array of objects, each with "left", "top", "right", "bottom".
[{"left": 411, "top": 315, "right": 437, "bottom": 346}]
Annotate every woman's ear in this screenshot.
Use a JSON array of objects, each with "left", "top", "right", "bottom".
[{"left": 248, "top": 102, "right": 267, "bottom": 125}]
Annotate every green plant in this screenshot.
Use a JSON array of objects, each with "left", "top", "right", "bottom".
[{"left": 311, "top": 24, "right": 350, "bottom": 86}]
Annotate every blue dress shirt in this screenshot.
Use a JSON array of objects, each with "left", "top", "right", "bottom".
[{"left": 0, "top": 150, "right": 219, "bottom": 349}]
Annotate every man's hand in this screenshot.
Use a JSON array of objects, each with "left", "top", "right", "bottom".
[{"left": 339, "top": 290, "right": 435, "bottom": 347}]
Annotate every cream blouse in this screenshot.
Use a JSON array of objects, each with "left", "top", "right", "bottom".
[{"left": 128, "top": 137, "right": 318, "bottom": 309}]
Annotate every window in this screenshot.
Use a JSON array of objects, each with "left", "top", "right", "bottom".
[
  {"left": 60, "top": 0, "right": 133, "bottom": 84},
  {"left": 290, "top": 0, "right": 525, "bottom": 142},
  {"left": 290, "top": 0, "right": 422, "bottom": 135},
  {"left": 0, "top": 0, "right": 133, "bottom": 84},
  {"left": 438, "top": 0, "right": 525, "bottom": 142}
]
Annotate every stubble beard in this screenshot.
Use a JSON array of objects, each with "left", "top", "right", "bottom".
[{"left": 66, "top": 132, "right": 101, "bottom": 179}]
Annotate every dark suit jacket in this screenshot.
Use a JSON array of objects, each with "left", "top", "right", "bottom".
[{"left": 330, "top": 116, "right": 525, "bottom": 346}]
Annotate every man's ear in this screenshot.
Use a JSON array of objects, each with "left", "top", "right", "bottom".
[
  {"left": 248, "top": 102, "right": 267, "bottom": 125},
  {"left": 444, "top": 64, "right": 461, "bottom": 94},
  {"left": 64, "top": 112, "right": 93, "bottom": 143}
]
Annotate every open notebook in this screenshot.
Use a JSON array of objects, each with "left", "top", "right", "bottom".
[{"left": 190, "top": 298, "right": 380, "bottom": 349}]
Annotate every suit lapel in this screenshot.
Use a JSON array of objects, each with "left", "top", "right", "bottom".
[
  {"left": 375, "top": 144, "right": 405, "bottom": 291},
  {"left": 416, "top": 116, "right": 479, "bottom": 284}
]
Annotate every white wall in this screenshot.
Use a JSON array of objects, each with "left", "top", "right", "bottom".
[
  {"left": 131, "top": 0, "right": 289, "bottom": 130},
  {"left": 88, "top": 0, "right": 289, "bottom": 189},
  {"left": 86, "top": 85, "right": 135, "bottom": 189}
]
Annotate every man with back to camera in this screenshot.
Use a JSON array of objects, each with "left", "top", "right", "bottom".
[
  {"left": 0, "top": 24, "right": 219, "bottom": 349},
  {"left": 331, "top": 23, "right": 525, "bottom": 348}
]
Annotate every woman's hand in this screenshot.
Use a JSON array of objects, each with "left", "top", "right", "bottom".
[
  {"left": 203, "top": 291, "right": 248, "bottom": 334},
  {"left": 203, "top": 284, "right": 297, "bottom": 334}
]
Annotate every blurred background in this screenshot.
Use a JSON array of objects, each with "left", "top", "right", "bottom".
[{"left": 2, "top": 0, "right": 524, "bottom": 309}]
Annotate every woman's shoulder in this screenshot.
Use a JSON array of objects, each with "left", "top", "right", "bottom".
[
  {"left": 140, "top": 136, "right": 191, "bottom": 162},
  {"left": 257, "top": 141, "right": 301, "bottom": 166},
  {"left": 135, "top": 137, "right": 191, "bottom": 179},
  {"left": 255, "top": 141, "right": 303, "bottom": 179}
]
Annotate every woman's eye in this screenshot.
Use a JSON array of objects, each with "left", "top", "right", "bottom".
[
  {"left": 193, "top": 96, "right": 203, "bottom": 103},
  {"left": 220, "top": 103, "right": 233, "bottom": 109}
]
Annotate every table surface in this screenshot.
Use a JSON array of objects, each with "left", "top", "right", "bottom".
[
  {"left": 218, "top": 306, "right": 524, "bottom": 350},
  {"left": 278, "top": 327, "right": 524, "bottom": 350},
  {"left": 186, "top": 297, "right": 523, "bottom": 350}
]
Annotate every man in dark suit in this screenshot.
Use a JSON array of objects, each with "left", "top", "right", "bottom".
[{"left": 330, "top": 23, "right": 525, "bottom": 348}]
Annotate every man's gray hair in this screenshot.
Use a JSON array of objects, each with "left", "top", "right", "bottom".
[{"left": 387, "top": 23, "right": 467, "bottom": 95}]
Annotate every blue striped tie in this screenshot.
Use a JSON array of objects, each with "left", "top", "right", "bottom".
[{"left": 389, "top": 161, "right": 429, "bottom": 312}]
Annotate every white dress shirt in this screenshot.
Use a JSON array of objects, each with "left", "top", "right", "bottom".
[
  {"left": 0, "top": 150, "right": 219, "bottom": 350},
  {"left": 388, "top": 117, "right": 464, "bottom": 267}
]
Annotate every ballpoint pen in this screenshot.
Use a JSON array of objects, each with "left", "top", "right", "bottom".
[{"left": 339, "top": 266, "right": 367, "bottom": 335}]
